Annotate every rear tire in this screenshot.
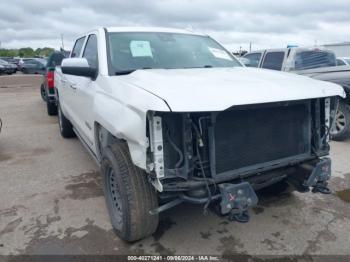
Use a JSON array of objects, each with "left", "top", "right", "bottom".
[
  {"left": 330, "top": 102, "right": 350, "bottom": 141},
  {"left": 101, "top": 141, "right": 159, "bottom": 242},
  {"left": 58, "top": 102, "right": 75, "bottom": 138},
  {"left": 40, "top": 84, "right": 47, "bottom": 102}
]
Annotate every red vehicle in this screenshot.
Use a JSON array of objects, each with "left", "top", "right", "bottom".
[{"left": 40, "top": 51, "right": 66, "bottom": 115}]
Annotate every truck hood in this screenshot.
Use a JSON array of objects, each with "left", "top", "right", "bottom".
[{"left": 119, "top": 67, "right": 345, "bottom": 112}]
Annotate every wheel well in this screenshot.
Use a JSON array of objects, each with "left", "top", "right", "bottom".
[{"left": 95, "top": 123, "right": 121, "bottom": 161}]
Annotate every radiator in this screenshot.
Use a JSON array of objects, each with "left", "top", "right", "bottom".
[{"left": 214, "top": 102, "right": 311, "bottom": 174}]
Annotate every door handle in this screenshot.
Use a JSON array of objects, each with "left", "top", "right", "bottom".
[{"left": 70, "top": 83, "right": 77, "bottom": 90}]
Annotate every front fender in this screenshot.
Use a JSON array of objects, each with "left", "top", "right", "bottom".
[{"left": 93, "top": 78, "right": 170, "bottom": 169}]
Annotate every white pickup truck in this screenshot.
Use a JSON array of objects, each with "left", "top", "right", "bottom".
[{"left": 55, "top": 27, "right": 345, "bottom": 241}]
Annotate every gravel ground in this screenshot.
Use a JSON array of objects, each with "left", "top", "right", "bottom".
[{"left": 0, "top": 75, "right": 350, "bottom": 259}]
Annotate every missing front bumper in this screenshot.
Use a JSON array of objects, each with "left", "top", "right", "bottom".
[{"left": 151, "top": 157, "right": 333, "bottom": 216}]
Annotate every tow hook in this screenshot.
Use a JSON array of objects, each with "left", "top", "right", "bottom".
[
  {"left": 219, "top": 182, "right": 258, "bottom": 223},
  {"left": 312, "top": 182, "right": 331, "bottom": 194},
  {"left": 303, "top": 158, "right": 332, "bottom": 194}
]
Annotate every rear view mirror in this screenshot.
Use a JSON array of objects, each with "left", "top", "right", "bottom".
[{"left": 61, "top": 58, "right": 97, "bottom": 78}]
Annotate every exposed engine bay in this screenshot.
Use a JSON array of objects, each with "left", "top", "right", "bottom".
[{"left": 146, "top": 97, "right": 337, "bottom": 219}]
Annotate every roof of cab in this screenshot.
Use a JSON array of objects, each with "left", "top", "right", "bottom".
[{"left": 105, "top": 26, "right": 206, "bottom": 36}]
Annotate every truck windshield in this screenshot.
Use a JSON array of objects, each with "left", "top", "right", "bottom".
[
  {"left": 107, "top": 32, "right": 241, "bottom": 74},
  {"left": 294, "top": 50, "right": 336, "bottom": 70}
]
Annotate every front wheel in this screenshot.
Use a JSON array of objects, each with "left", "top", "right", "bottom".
[
  {"left": 330, "top": 102, "right": 350, "bottom": 141},
  {"left": 101, "top": 142, "right": 159, "bottom": 242}
]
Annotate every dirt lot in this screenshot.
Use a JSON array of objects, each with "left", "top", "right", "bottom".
[{"left": 0, "top": 75, "right": 350, "bottom": 258}]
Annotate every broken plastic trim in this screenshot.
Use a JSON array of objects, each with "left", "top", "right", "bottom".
[
  {"left": 303, "top": 157, "right": 331, "bottom": 187},
  {"left": 148, "top": 114, "right": 165, "bottom": 192}
]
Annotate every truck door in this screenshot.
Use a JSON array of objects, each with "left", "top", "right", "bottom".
[
  {"left": 71, "top": 33, "right": 99, "bottom": 148},
  {"left": 61, "top": 36, "right": 86, "bottom": 127}
]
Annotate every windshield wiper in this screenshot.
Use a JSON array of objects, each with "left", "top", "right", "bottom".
[
  {"left": 115, "top": 69, "right": 136, "bottom": 75},
  {"left": 183, "top": 65, "right": 213, "bottom": 69},
  {"left": 115, "top": 67, "right": 153, "bottom": 75}
]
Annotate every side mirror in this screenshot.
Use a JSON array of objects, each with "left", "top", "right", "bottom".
[{"left": 61, "top": 58, "right": 97, "bottom": 78}]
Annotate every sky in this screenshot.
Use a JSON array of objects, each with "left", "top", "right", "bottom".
[{"left": 0, "top": 0, "right": 350, "bottom": 52}]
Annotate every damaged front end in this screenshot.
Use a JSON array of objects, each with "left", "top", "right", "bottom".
[{"left": 146, "top": 97, "right": 337, "bottom": 220}]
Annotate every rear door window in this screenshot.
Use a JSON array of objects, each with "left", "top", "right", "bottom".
[
  {"left": 71, "top": 37, "right": 86, "bottom": 58},
  {"left": 261, "top": 52, "right": 285, "bottom": 71},
  {"left": 83, "top": 34, "right": 98, "bottom": 69},
  {"left": 24, "top": 59, "right": 39, "bottom": 65},
  {"left": 294, "top": 51, "right": 336, "bottom": 70},
  {"left": 243, "top": 53, "right": 262, "bottom": 67}
]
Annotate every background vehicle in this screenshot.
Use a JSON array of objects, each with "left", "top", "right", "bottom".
[
  {"left": 0, "top": 59, "right": 17, "bottom": 75},
  {"left": 20, "top": 58, "right": 46, "bottom": 74},
  {"left": 242, "top": 47, "right": 337, "bottom": 71},
  {"left": 55, "top": 27, "right": 344, "bottom": 241},
  {"left": 298, "top": 66, "right": 350, "bottom": 140},
  {"left": 0, "top": 64, "right": 5, "bottom": 75},
  {"left": 337, "top": 57, "right": 350, "bottom": 66},
  {"left": 0, "top": 57, "right": 18, "bottom": 72},
  {"left": 40, "top": 51, "right": 66, "bottom": 115},
  {"left": 243, "top": 47, "right": 350, "bottom": 141}
]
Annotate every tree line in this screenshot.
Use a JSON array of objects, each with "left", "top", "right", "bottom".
[{"left": 0, "top": 47, "right": 55, "bottom": 58}]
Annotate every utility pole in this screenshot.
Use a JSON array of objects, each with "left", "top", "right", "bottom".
[
  {"left": 249, "top": 42, "right": 252, "bottom": 52},
  {"left": 61, "top": 34, "right": 65, "bottom": 51}
]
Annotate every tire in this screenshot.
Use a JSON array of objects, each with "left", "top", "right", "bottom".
[
  {"left": 101, "top": 141, "right": 159, "bottom": 242},
  {"left": 330, "top": 102, "right": 350, "bottom": 141},
  {"left": 57, "top": 102, "right": 75, "bottom": 138},
  {"left": 40, "top": 84, "right": 47, "bottom": 102}
]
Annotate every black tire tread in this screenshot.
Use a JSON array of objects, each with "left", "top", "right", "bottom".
[
  {"left": 103, "top": 141, "right": 158, "bottom": 241},
  {"left": 40, "top": 84, "right": 47, "bottom": 102}
]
